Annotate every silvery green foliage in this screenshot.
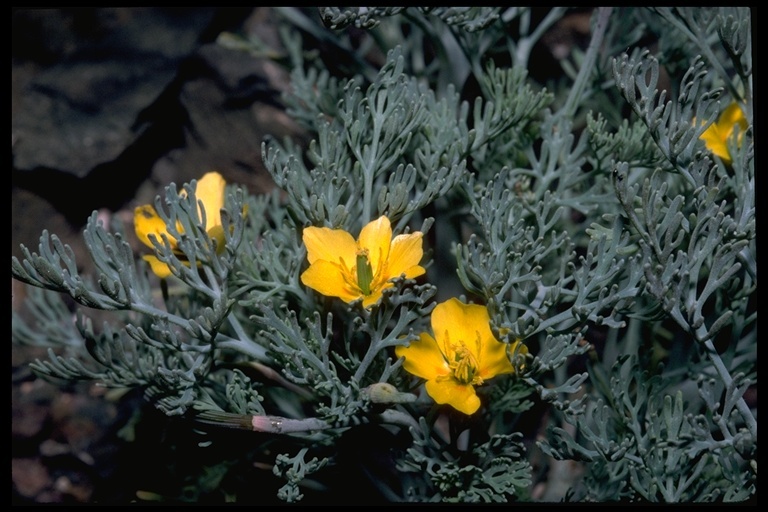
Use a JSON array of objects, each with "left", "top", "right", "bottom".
[
  {"left": 398, "top": 417, "right": 531, "bottom": 503},
  {"left": 541, "top": 6, "right": 755, "bottom": 502},
  {"left": 546, "top": 355, "right": 755, "bottom": 502},
  {"left": 318, "top": 7, "right": 500, "bottom": 32},
  {"left": 12, "top": 7, "right": 755, "bottom": 503},
  {"left": 273, "top": 448, "right": 328, "bottom": 502}
]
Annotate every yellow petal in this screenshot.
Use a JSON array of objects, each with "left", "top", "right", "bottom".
[
  {"left": 477, "top": 339, "right": 515, "bottom": 380},
  {"left": 396, "top": 333, "right": 450, "bottom": 381},
  {"left": 142, "top": 255, "right": 173, "bottom": 279},
  {"left": 433, "top": 298, "right": 514, "bottom": 380},
  {"left": 718, "top": 102, "right": 747, "bottom": 135},
  {"left": 358, "top": 216, "right": 392, "bottom": 274},
  {"left": 387, "top": 232, "right": 425, "bottom": 279},
  {"left": 425, "top": 378, "right": 481, "bottom": 415},
  {"left": 300, "top": 260, "right": 360, "bottom": 303},
  {"left": 134, "top": 204, "right": 176, "bottom": 249},
  {"left": 700, "top": 102, "right": 748, "bottom": 165},
  {"left": 700, "top": 123, "right": 730, "bottom": 161},
  {"left": 362, "top": 288, "right": 387, "bottom": 309},
  {"left": 431, "top": 298, "right": 490, "bottom": 356},
  {"left": 194, "top": 172, "right": 226, "bottom": 232},
  {"left": 303, "top": 226, "right": 358, "bottom": 268}
]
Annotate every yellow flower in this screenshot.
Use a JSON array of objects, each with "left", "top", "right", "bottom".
[
  {"left": 396, "top": 298, "right": 527, "bottom": 415},
  {"left": 134, "top": 171, "right": 227, "bottom": 278},
  {"left": 300, "top": 216, "right": 425, "bottom": 308},
  {"left": 699, "top": 101, "right": 748, "bottom": 165}
]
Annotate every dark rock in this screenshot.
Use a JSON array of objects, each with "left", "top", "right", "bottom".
[
  {"left": 153, "top": 41, "right": 299, "bottom": 196},
  {"left": 12, "top": 7, "right": 299, "bottom": 230},
  {"left": 12, "top": 8, "right": 219, "bottom": 177}
]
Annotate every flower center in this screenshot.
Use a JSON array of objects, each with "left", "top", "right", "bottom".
[
  {"left": 356, "top": 248, "right": 375, "bottom": 295},
  {"left": 449, "top": 345, "right": 480, "bottom": 385}
]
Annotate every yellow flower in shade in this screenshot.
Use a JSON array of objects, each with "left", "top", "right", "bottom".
[
  {"left": 699, "top": 102, "right": 748, "bottom": 165},
  {"left": 300, "top": 216, "right": 425, "bottom": 308},
  {"left": 134, "top": 171, "right": 227, "bottom": 278},
  {"left": 396, "top": 298, "right": 527, "bottom": 415}
]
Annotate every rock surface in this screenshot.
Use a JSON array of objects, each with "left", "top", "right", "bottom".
[{"left": 12, "top": 7, "right": 298, "bottom": 248}]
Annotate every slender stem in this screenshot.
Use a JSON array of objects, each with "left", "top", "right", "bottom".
[
  {"left": 700, "top": 333, "right": 757, "bottom": 439},
  {"left": 362, "top": 165, "right": 374, "bottom": 226},
  {"left": 562, "top": 7, "right": 613, "bottom": 120},
  {"left": 217, "top": 336, "right": 270, "bottom": 362},
  {"left": 515, "top": 7, "right": 567, "bottom": 69},
  {"left": 131, "top": 300, "right": 190, "bottom": 328},
  {"left": 246, "top": 361, "right": 314, "bottom": 399},
  {"left": 359, "top": 95, "right": 384, "bottom": 226},
  {"left": 197, "top": 411, "right": 331, "bottom": 433},
  {"left": 379, "top": 409, "right": 420, "bottom": 431},
  {"left": 227, "top": 313, "right": 266, "bottom": 354}
]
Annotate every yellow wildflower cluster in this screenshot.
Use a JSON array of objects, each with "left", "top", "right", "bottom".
[
  {"left": 299, "top": 217, "right": 526, "bottom": 415},
  {"left": 134, "top": 180, "right": 527, "bottom": 416}
]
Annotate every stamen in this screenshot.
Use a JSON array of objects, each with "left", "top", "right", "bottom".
[{"left": 449, "top": 344, "right": 479, "bottom": 385}]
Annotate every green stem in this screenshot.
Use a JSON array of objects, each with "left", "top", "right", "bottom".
[
  {"left": 514, "top": 7, "right": 568, "bottom": 69},
  {"left": 131, "top": 300, "right": 190, "bottom": 328},
  {"left": 700, "top": 332, "right": 757, "bottom": 439},
  {"left": 359, "top": 105, "right": 383, "bottom": 226},
  {"left": 220, "top": 314, "right": 272, "bottom": 363},
  {"left": 562, "top": 7, "right": 613, "bottom": 120},
  {"left": 362, "top": 165, "right": 374, "bottom": 226}
]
